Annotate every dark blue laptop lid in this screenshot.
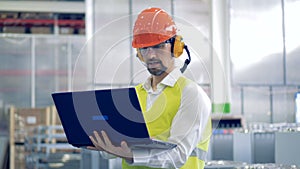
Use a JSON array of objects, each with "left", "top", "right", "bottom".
[{"left": 52, "top": 87, "right": 151, "bottom": 148}]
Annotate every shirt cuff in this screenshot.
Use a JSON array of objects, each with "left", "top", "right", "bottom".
[
  {"left": 131, "top": 149, "right": 151, "bottom": 166},
  {"left": 98, "top": 151, "right": 117, "bottom": 159}
]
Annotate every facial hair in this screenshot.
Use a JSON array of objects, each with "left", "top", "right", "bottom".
[{"left": 146, "top": 59, "right": 167, "bottom": 76}]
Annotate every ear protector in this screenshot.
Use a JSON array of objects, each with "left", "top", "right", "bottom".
[
  {"left": 172, "top": 35, "right": 185, "bottom": 58},
  {"left": 136, "top": 35, "right": 185, "bottom": 62},
  {"left": 136, "top": 35, "right": 191, "bottom": 73}
]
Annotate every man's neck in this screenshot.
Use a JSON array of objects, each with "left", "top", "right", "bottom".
[
  {"left": 151, "top": 73, "right": 167, "bottom": 91},
  {"left": 151, "top": 67, "right": 174, "bottom": 91}
]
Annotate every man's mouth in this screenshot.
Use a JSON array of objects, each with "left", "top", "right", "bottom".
[
  {"left": 147, "top": 60, "right": 162, "bottom": 69},
  {"left": 146, "top": 59, "right": 167, "bottom": 76}
]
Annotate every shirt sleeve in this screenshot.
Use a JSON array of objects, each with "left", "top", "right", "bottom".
[{"left": 129, "top": 82, "right": 211, "bottom": 168}]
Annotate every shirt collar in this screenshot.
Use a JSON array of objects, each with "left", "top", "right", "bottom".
[{"left": 142, "top": 68, "right": 182, "bottom": 91}]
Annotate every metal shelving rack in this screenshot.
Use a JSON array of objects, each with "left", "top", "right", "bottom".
[
  {"left": 0, "top": 1, "right": 85, "bottom": 35},
  {"left": 25, "top": 125, "right": 81, "bottom": 169}
]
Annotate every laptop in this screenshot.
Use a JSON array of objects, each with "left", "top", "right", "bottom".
[{"left": 51, "top": 87, "right": 177, "bottom": 150}]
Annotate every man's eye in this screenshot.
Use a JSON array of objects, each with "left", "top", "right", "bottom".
[{"left": 153, "top": 44, "right": 164, "bottom": 48}]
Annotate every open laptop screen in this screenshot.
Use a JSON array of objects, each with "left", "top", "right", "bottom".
[{"left": 52, "top": 88, "right": 151, "bottom": 147}]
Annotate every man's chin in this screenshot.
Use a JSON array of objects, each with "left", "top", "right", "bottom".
[{"left": 148, "top": 68, "right": 165, "bottom": 76}]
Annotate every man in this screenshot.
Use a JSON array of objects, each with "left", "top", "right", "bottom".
[{"left": 88, "top": 7, "right": 211, "bottom": 169}]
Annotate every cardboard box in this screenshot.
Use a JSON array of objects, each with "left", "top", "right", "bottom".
[
  {"left": 78, "top": 28, "right": 85, "bottom": 35},
  {"left": 30, "top": 26, "right": 52, "bottom": 34},
  {"left": 12, "top": 145, "right": 25, "bottom": 169},
  {"left": 38, "top": 12, "right": 54, "bottom": 19},
  {"left": 13, "top": 108, "right": 49, "bottom": 142},
  {"left": 20, "top": 12, "right": 38, "bottom": 19},
  {"left": 20, "top": 12, "right": 54, "bottom": 19},
  {"left": 50, "top": 105, "right": 62, "bottom": 126},
  {"left": 2, "top": 26, "right": 26, "bottom": 33},
  {"left": 0, "top": 12, "right": 18, "bottom": 19},
  {"left": 59, "top": 27, "right": 74, "bottom": 34}
]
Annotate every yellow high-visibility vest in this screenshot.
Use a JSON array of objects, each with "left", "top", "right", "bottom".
[{"left": 122, "top": 77, "right": 211, "bottom": 169}]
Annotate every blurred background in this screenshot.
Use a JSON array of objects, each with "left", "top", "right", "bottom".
[{"left": 0, "top": 0, "right": 300, "bottom": 168}]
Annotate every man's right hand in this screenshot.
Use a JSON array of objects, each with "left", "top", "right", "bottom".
[{"left": 87, "top": 130, "right": 133, "bottom": 163}]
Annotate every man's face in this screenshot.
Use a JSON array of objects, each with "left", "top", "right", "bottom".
[{"left": 139, "top": 42, "right": 174, "bottom": 76}]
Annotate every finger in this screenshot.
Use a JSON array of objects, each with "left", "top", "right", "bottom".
[
  {"left": 88, "top": 136, "right": 100, "bottom": 150},
  {"left": 87, "top": 145, "right": 104, "bottom": 151},
  {"left": 121, "top": 141, "right": 130, "bottom": 152},
  {"left": 120, "top": 141, "right": 128, "bottom": 149},
  {"left": 93, "top": 131, "right": 105, "bottom": 146},
  {"left": 86, "top": 146, "right": 98, "bottom": 151},
  {"left": 89, "top": 135, "right": 97, "bottom": 145},
  {"left": 121, "top": 141, "right": 133, "bottom": 158},
  {"left": 93, "top": 131, "right": 103, "bottom": 143},
  {"left": 89, "top": 136, "right": 101, "bottom": 149},
  {"left": 90, "top": 131, "right": 105, "bottom": 149},
  {"left": 101, "top": 130, "right": 113, "bottom": 147}
]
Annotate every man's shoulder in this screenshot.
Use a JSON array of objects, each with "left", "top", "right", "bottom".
[
  {"left": 177, "top": 76, "right": 197, "bottom": 88},
  {"left": 178, "top": 76, "right": 208, "bottom": 97}
]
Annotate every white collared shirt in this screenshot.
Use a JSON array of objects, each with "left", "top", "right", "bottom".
[{"left": 131, "top": 68, "right": 211, "bottom": 168}]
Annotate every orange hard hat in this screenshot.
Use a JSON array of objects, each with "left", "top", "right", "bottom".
[{"left": 132, "top": 7, "right": 177, "bottom": 48}]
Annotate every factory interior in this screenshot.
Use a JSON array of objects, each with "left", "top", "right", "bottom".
[{"left": 0, "top": 0, "right": 300, "bottom": 168}]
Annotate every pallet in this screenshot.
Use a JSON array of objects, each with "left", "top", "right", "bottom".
[{"left": 9, "top": 106, "right": 72, "bottom": 169}]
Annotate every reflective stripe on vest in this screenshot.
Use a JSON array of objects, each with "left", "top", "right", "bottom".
[{"left": 190, "top": 147, "right": 208, "bottom": 161}]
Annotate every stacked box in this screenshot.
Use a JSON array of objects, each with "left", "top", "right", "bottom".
[
  {"left": 14, "top": 145, "right": 26, "bottom": 169},
  {"left": 59, "top": 27, "right": 74, "bottom": 34},
  {"left": 0, "top": 12, "right": 18, "bottom": 19},
  {"left": 20, "top": 12, "right": 54, "bottom": 20},
  {"left": 30, "top": 26, "right": 52, "bottom": 34},
  {"left": 58, "top": 13, "right": 85, "bottom": 20},
  {"left": 2, "top": 26, "right": 26, "bottom": 34},
  {"left": 51, "top": 106, "right": 62, "bottom": 126},
  {"left": 9, "top": 107, "right": 50, "bottom": 169},
  {"left": 14, "top": 108, "right": 49, "bottom": 142},
  {"left": 20, "top": 12, "right": 38, "bottom": 19},
  {"left": 78, "top": 28, "right": 85, "bottom": 35},
  {"left": 9, "top": 106, "right": 82, "bottom": 169},
  {"left": 37, "top": 12, "right": 54, "bottom": 19}
]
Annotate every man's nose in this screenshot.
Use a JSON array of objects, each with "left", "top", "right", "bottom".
[
  {"left": 148, "top": 47, "right": 156, "bottom": 54},
  {"left": 147, "top": 48, "right": 157, "bottom": 58}
]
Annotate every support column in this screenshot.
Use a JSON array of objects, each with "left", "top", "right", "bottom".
[
  {"left": 64, "top": 0, "right": 92, "bottom": 91},
  {"left": 31, "top": 37, "right": 36, "bottom": 108},
  {"left": 210, "top": 0, "right": 231, "bottom": 114}
]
